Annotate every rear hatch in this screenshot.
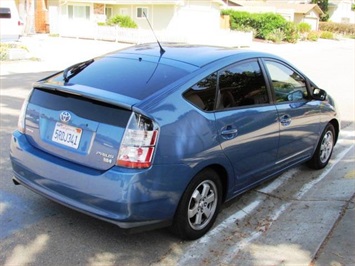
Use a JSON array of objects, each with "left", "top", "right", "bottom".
[
  {"left": 22, "top": 53, "right": 193, "bottom": 170},
  {"left": 25, "top": 87, "right": 132, "bottom": 171}
]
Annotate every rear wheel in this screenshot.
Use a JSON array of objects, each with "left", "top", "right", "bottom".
[
  {"left": 172, "top": 168, "right": 222, "bottom": 240},
  {"left": 308, "top": 123, "right": 335, "bottom": 169}
]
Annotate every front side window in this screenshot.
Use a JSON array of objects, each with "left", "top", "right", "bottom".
[
  {"left": 217, "top": 60, "right": 269, "bottom": 110},
  {"left": 137, "top": 7, "right": 148, "bottom": 18},
  {"left": 265, "top": 60, "right": 308, "bottom": 102}
]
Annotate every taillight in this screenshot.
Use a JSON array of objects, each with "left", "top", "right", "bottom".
[
  {"left": 17, "top": 96, "right": 29, "bottom": 134},
  {"left": 117, "top": 113, "right": 159, "bottom": 169}
]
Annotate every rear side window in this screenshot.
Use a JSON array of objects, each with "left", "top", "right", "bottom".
[
  {"left": 0, "top": 8, "right": 11, "bottom": 18},
  {"left": 183, "top": 73, "right": 217, "bottom": 111},
  {"left": 52, "top": 57, "right": 190, "bottom": 100},
  {"left": 217, "top": 60, "right": 269, "bottom": 109}
]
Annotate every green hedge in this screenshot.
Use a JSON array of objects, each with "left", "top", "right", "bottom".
[
  {"left": 106, "top": 15, "right": 137, "bottom": 28},
  {"left": 319, "top": 22, "right": 355, "bottom": 35},
  {"left": 222, "top": 10, "right": 298, "bottom": 43}
]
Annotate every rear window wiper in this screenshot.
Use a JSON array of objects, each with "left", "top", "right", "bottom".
[{"left": 63, "top": 59, "right": 94, "bottom": 83}]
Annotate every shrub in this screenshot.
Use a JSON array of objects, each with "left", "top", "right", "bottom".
[
  {"left": 266, "top": 29, "right": 285, "bottom": 43},
  {"left": 0, "top": 43, "right": 28, "bottom": 61},
  {"left": 284, "top": 22, "right": 299, "bottom": 43},
  {"left": 298, "top": 22, "right": 311, "bottom": 33},
  {"left": 319, "top": 21, "right": 355, "bottom": 35},
  {"left": 255, "top": 13, "right": 288, "bottom": 39},
  {"left": 222, "top": 10, "right": 249, "bottom": 28},
  {"left": 0, "top": 44, "right": 9, "bottom": 61},
  {"left": 232, "top": 24, "right": 258, "bottom": 37},
  {"left": 307, "top": 31, "right": 320, "bottom": 41},
  {"left": 320, "top": 31, "right": 334, "bottom": 39},
  {"left": 222, "top": 10, "right": 298, "bottom": 43},
  {"left": 106, "top": 15, "right": 137, "bottom": 28}
]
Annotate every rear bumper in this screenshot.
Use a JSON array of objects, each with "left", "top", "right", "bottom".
[{"left": 10, "top": 131, "right": 190, "bottom": 230}]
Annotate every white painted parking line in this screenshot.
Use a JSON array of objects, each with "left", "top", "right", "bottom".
[
  {"left": 258, "top": 168, "right": 299, "bottom": 194},
  {"left": 202, "top": 200, "right": 261, "bottom": 243},
  {"left": 177, "top": 200, "right": 261, "bottom": 265},
  {"left": 221, "top": 202, "right": 291, "bottom": 264}
]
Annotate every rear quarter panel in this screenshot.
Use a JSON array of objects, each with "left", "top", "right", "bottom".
[{"left": 139, "top": 86, "right": 236, "bottom": 200}]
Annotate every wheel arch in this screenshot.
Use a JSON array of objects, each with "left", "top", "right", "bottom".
[
  {"left": 181, "top": 163, "right": 231, "bottom": 205},
  {"left": 329, "top": 118, "right": 340, "bottom": 144},
  {"left": 170, "top": 163, "right": 232, "bottom": 239},
  {"left": 206, "top": 164, "right": 229, "bottom": 203}
]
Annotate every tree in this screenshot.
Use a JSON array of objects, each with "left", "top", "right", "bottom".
[{"left": 312, "top": 0, "right": 329, "bottom": 21}]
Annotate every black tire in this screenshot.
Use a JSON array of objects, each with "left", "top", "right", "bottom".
[
  {"left": 171, "top": 168, "right": 222, "bottom": 240},
  {"left": 308, "top": 123, "right": 335, "bottom": 170}
]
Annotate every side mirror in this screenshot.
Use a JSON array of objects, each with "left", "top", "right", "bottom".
[{"left": 312, "top": 88, "right": 327, "bottom": 101}]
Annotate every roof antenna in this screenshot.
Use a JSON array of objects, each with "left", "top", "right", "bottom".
[{"left": 143, "top": 11, "right": 165, "bottom": 55}]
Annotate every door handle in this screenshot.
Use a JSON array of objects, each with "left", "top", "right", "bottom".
[
  {"left": 221, "top": 128, "right": 239, "bottom": 135},
  {"left": 280, "top": 114, "right": 291, "bottom": 126},
  {"left": 221, "top": 126, "right": 238, "bottom": 139}
]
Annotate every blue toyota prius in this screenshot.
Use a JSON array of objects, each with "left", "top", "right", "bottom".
[{"left": 10, "top": 43, "right": 339, "bottom": 240}]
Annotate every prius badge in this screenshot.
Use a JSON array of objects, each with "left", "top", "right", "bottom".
[{"left": 60, "top": 111, "right": 71, "bottom": 123}]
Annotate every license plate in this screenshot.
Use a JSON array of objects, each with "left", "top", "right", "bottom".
[{"left": 52, "top": 122, "right": 82, "bottom": 149}]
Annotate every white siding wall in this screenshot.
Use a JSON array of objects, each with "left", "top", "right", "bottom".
[
  {"left": 328, "top": 1, "right": 355, "bottom": 23},
  {"left": 168, "top": 2, "right": 221, "bottom": 32}
]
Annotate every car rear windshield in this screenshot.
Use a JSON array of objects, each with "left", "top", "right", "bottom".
[{"left": 52, "top": 57, "right": 190, "bottom": 100}]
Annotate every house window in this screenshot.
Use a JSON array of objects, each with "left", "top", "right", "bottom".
[
  {"left": 105, "top": 7, "right": 112, "bottom": 19},
  {"left": 68, "top": 5, "right": 90, "bottom": 20},
  {"left": 136, "top": 7, "right": 148, "bottom": 18}
]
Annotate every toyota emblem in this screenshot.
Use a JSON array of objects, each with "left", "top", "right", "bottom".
[{"left": 60, "top": 111, "right": 71, "bottom": 123}]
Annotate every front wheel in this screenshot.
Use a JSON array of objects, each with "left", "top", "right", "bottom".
[
  {"left": 308, "top": 123, "right": 335, "bottom": 169},
  {"left": 171, "top": 168, "right": 222, "bottom": 240}
]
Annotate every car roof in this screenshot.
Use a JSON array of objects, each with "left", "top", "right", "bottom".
[{"left": 106, "top": 43, "right": 275, "bottom": 68}]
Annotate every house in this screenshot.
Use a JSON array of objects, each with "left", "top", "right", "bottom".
[
  {"left": 13, "top": 0, "right": 354, "bottom": 39},
  {"left": 11, "top": 0, "right": 253, "bottom": 47},
  {"left": 328, "top": 0, "right": 355, "bottom": 23},
  {"left": 15, "top": 0, "right": 226, "bottom": 35},
  {"left": 225, "top": 0, "right": 324, "bottom": 30}
]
